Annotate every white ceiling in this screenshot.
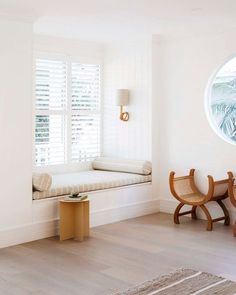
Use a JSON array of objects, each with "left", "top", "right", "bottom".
[{"left": 1, "top": 0, "right": 236, "bottom": 42}]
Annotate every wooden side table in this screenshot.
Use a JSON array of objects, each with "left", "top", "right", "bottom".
[{"left": 59, "top": 199, "right": 89, "bottom": 241}]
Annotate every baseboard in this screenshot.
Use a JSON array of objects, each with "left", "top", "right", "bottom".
[
  {"left": 159, "top": 199, "right": 179, "bottom": 214},
  {"left": 91, "top": 199, "right": 160, "bottom": 227},
  {"left": 0, "top": 220, "right": 58, "bottom": 249},
  {"left": 159, "top": 198, "right": 236, "bottom": 223},
  {"left": 2, "top": 198, "right": 235, "bottom": 249},
  {"left": 0, "top": 199, "right": 160, "bottom": 249}
]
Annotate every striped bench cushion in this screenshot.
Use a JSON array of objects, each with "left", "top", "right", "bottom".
[{"left": 33, "top": 170, "right": 151, "bottom": 200}]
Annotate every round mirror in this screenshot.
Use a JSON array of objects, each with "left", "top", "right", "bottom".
[{"left": 206, "top": 56, "right": 236, "bottom": 144}]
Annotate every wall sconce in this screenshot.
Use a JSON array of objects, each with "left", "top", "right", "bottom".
[{"left": 116, "top": 89, "right": 130, "bottom": 121}]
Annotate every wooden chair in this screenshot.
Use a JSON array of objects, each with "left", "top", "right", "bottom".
[
  {"left": 169, "top": 169, "right": 230, "bottom": 231},
  {"left": 227, "top": 172, "right": 236, "bottom": 236}
]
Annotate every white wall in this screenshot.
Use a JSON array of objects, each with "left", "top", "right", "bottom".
[
  {"left": 103, "top": 40, "right": 152, "bottom": 161},
  {"left": 0, "top": 18, "right": 33, "bottom": 229},
  {"left": 152, "top": 30, "right": 236, "bottom": 219},
  {"left": 33, "top": 34, "right": 104, "bottom": 61}
]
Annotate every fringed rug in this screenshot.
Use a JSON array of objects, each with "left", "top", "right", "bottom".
[{"left": 113, "top": 269, "right": 236, "bottom": 295}]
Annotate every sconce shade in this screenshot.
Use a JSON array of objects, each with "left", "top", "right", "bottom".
[{"left": 116, "top": 89, "right": 129, "bottom": 106}]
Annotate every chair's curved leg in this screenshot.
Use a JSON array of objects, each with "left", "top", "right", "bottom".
[
  {"left": 200, "top": 204, "right": 213, "bottom": 231},
  {"left": 174, "top": 203, "right": 185, "bottom": 224},
  {"left": 191, "top": 206, "right": 197, "bottom": 220},
  {"left": 233, "top": 223, "right": 236, "bottom": 237},
  {"left": 216, "top": 199, "right": 230, "bottom": 226}
]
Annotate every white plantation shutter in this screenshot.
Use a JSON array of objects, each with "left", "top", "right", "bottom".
[
  {"left": 35, "top": 59, "right": 67, "bottom": 111},
  {"left": 34, "top": 57, "right": 101, "bottom": 167},
  {"left": 71, "top": 63, "right": 100, "bottom": 162},
  {"left": 35, "top": 59, "right": 67, "bottom": 166},
  {"left": 71, "top": 114, "right": 100, "bottom": 162},
  {"left": 71, "top": 63, "right": 100, "bottom": 111},
  {"left": 35, "top": 115, "right": 66, "bottom": 166}
]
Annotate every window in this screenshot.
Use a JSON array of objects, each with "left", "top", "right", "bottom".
[
  {"left": 34, "top": 57, "right": 101, "bottom": 166},
  {"left": 206, "top": 56, "right": 236, "bottom": 144}
]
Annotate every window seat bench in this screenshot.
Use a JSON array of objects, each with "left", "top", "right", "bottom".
[
  {"left": 33, "top": 170, "right": 152, "bottom": 200},
  {"left": 30, "top": 158, "right": 155, "bottom": 242}
]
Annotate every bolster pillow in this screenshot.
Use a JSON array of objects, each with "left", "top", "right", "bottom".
[
  {"left": 32, "top": 173, "right": 52, "bottom": 192},
  {"left": 92, "top": 157, "right": 152, "bottom": 175}
]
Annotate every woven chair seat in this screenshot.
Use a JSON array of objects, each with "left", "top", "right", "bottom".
[{"left": 181, "top": 193, "right": 205, "bottom": 203}]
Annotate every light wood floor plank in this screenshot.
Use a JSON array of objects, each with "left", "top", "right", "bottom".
[{"left": 0, "top": 213, "right": 236, "bottom": 294}]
